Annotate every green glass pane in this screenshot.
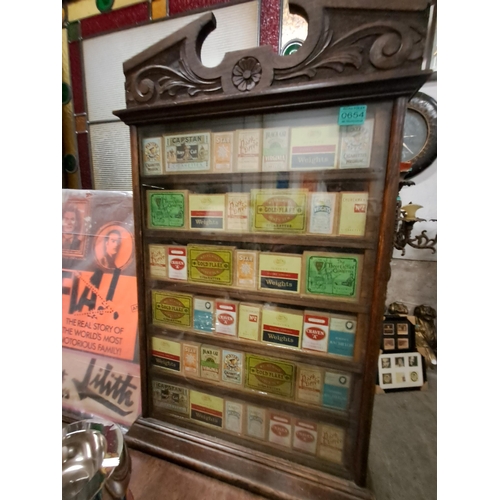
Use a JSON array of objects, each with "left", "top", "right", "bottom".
[
  {"left": 62, "top": 83, "right": 72, "bottom": 105},
  {"left": 67, "top": 21, "right": 81, "bottom": 42},
  {"left": 283, "top": 41, "right": 302, "bottom": 56},
  {"left": 63, "top": 154, "right": 78, "bottom": 174},
  {"left": 96, "top": 0, "right": 115, "bottom": 13}
]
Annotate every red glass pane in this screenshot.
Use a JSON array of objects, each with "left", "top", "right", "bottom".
[
  {"left": 77, "top": 133, "right": 92, "bottom": 189},
  {"left": 69, "top": 42, "right": 85, "bottom": 115},
  {"left": 168, "top": 0, "right": 231, "bottom": 16},
  {"left": 260, "top": 0, "right": 280, "bottom": 53},
  {"left": 81, "top": 2, "right": 149, "bottom": 38}
]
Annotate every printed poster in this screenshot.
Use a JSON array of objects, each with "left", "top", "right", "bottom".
[
  {"left": 62, "top": 190, "right": 139, "bottom": 363},
  {"left": 62, "top": 349, "right": 141, "bottom": 427}
]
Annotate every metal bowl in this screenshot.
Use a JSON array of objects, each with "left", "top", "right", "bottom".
[{"left": 62, "top": 419, "right": 124, "bottom": 500}]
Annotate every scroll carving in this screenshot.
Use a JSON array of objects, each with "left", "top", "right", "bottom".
[
  {"left": 126, "top": 45, "right": 221, "bottom": 104},
  {"left": 275, "top": 19, "right": 425, "bottom": 82}
]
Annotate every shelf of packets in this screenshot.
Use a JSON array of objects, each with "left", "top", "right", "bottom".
[
  {"left": 150, "top": 337, "right": 352, "bottom": 414},
  {"left": 151, "top": 379, "right": 347, "bottom": 465},
  {"left": 145, "top": 189, "right": 369, "bottom": 238},
  {"left": 149, "top": 245, "right": 363, "bottom": 303},
  {"left": 141, "top": 122, "right": 374, "bottom": 175},
  {"left": 151, "top": 291, "right": 357, "bottom": 360}
]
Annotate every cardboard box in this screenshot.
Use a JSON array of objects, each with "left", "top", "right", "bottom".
[
  {"left": 166, "top": 245, "right": 188, "bottom": 281},
  {"left": 221, "top": 349, "right": 244, "bottom": 386},
  {"left": 149, "top": 244, "right": 167, "bottom": 278},
  {"left": 245, "top": 354, "right": 295, "bottom": 398},
  {"left": 261, "top": 306, "right": 303, "bottom": 349},
  {"left": 317, "top": 424, "right": 345, "bottom": 463},
  {"left": 142, "top": 137, "right": 163, "bottom": 174},
  {"left": 296, "top": 365, "right": 323, "bottom": 405},
  {"left": 151, "top": 337, "right": 181, "bottom": 373},
  {"left": 307, "top": 192, "right": 337, "bottom": 235},
  {"left": 234, "top": 250, "right": 258, "bottom": 289},
  {"left": 152, "top": 291, "right": 193, "bottom": 328},
  {"left": 190, "top": 390, "right": 224, "bottom": 428},
  {"left": 322, "top": 371, "right": 351, "bottom": 411},
  {"left": 212, "top": 131, "right": 234, "bottom": 172},
  {"left": 238, "top": 303, "right": 261, "bottom": 341},
  {"left": 302, "top": 310, "right": 329, "bottom": 352},
  {"left": 337, "top": 192, "right": 369, "bottom": 237},
  {"left": 215, "top": 299, "right": 239, "bottom": 337},
  {"left": 268, "top": 412, "right": 292, "bottom": 448},
  {"left": 164, "top": 132, "right": 211, "bottom": 172},
  {"left": 187, "top": 244, "right": 234, "bottom": 286},
  {"left": 193, "top": 296, "right": 215, "bottom": 334},
  {"left": 188, "top": 194, "right": 226, "bottom": 231},
  {"left": 235, "top": 129, "right": 262, "bottom": 172},
  {"left": 224, "top": 400, "right": 244, "bottom": 434},
  {"left": 251, "top": 189, "right": 308, "bottom": 233},
  {"left": 303, "top": 251, "right": 363, "bottom": 300},
  {"left": 152, "top": 380, "right": 189, "bottom": 415},
  {"left": 182, "top": 342, "right": 200, "bottom": 377},
  {"left": 258, "top": 252, "right": 302, "bottom": 294},
  {"left": 338, "top": 118, "right": 374, "bottom": 169},
  {"left": 200, "top": 345, "right": 221, "bottom": 381},
  {"left": 293, "top": 419, "right": 318, "bottom": 455},
  {"left": 262, "top": 127, "right": 289, "bottom": 172},
  {"left": 289, "top": 124, "right": 339, "bottom": 170},
  {"left": 226, "top": 193, "right": 250, "bottom": 232},
  {"left": 328, "top": 314, "right": 357, "bottom": 358},
  {"left": 147, "top": 190, "right": 189, "bottom": 229},
  {"left": 246, "top": 405, "right": 268, "bottom": 440}
]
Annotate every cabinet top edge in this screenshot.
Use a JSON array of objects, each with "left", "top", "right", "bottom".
[{"left": 114, "top": 72, "right": 431, "bottom": 126}]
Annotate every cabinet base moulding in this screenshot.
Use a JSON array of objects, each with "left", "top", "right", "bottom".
[{"left": 125, "top": 417, "right": 374, "bottom": 500}]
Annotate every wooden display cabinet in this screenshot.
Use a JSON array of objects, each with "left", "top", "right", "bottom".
[{"left": 114, "top": 1, "right": 432, "bottom": 498}]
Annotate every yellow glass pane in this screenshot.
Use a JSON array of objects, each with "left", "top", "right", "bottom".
[
  {"left": 62, "top": 28, "right": 70, "bottom": 83},
  {"left": 152, "top": 0, "right": 167, "bottom": 20},
  {"left": 67, "top": 0, "right": 99, "bottom": 22}
]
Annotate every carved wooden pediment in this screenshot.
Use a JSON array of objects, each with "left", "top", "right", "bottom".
[{"left": 121, "top": 0, "right": 431, "bottom": 112}]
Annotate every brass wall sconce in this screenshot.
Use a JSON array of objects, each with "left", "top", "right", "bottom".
[{"left": 394, "top": 162, "right": 437, "bottom": 256}]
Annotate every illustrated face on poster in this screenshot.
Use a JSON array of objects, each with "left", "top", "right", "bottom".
[
  {"left": 62, "top": 199, "right": 89, "bottom": 259},
  {"left": 94, "top": 223, "right": 134, "bottom": 271}
]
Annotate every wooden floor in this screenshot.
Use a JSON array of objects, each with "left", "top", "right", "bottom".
[
  {"left": 126, "top": 370, "right": 437, "bottom": 500},
  {"left": 128, "top": 448, "right": 266, "bottom": 500}
]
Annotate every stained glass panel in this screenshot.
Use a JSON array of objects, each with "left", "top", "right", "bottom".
[
  {"left": 68, "top": 0, "right": 145, "bottom": 22},
  {"left": 151, "top": 0, "right": 168, "bottom": 20},
  {"left": 81, "top": 2, "right": 149, "bottom": 38}
]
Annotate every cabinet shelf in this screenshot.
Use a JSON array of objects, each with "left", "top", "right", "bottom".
[
  {"left": 146, "top": 412, "right": 351, "bottom": 480},
  {"left": 150, "top": 366, "right": 352, "bottom": 426},
  {"left": 141, "top": 168, "right": 384, "bottom": 187},
  {"left": 150, "top": 325, "right": 362, "bottom": 373},
  {"left": 144, "top": 229, "right": 374, "bottom": 249},
  {"left": 148, "top": 279, "right": 368, "bottom": 314}
]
